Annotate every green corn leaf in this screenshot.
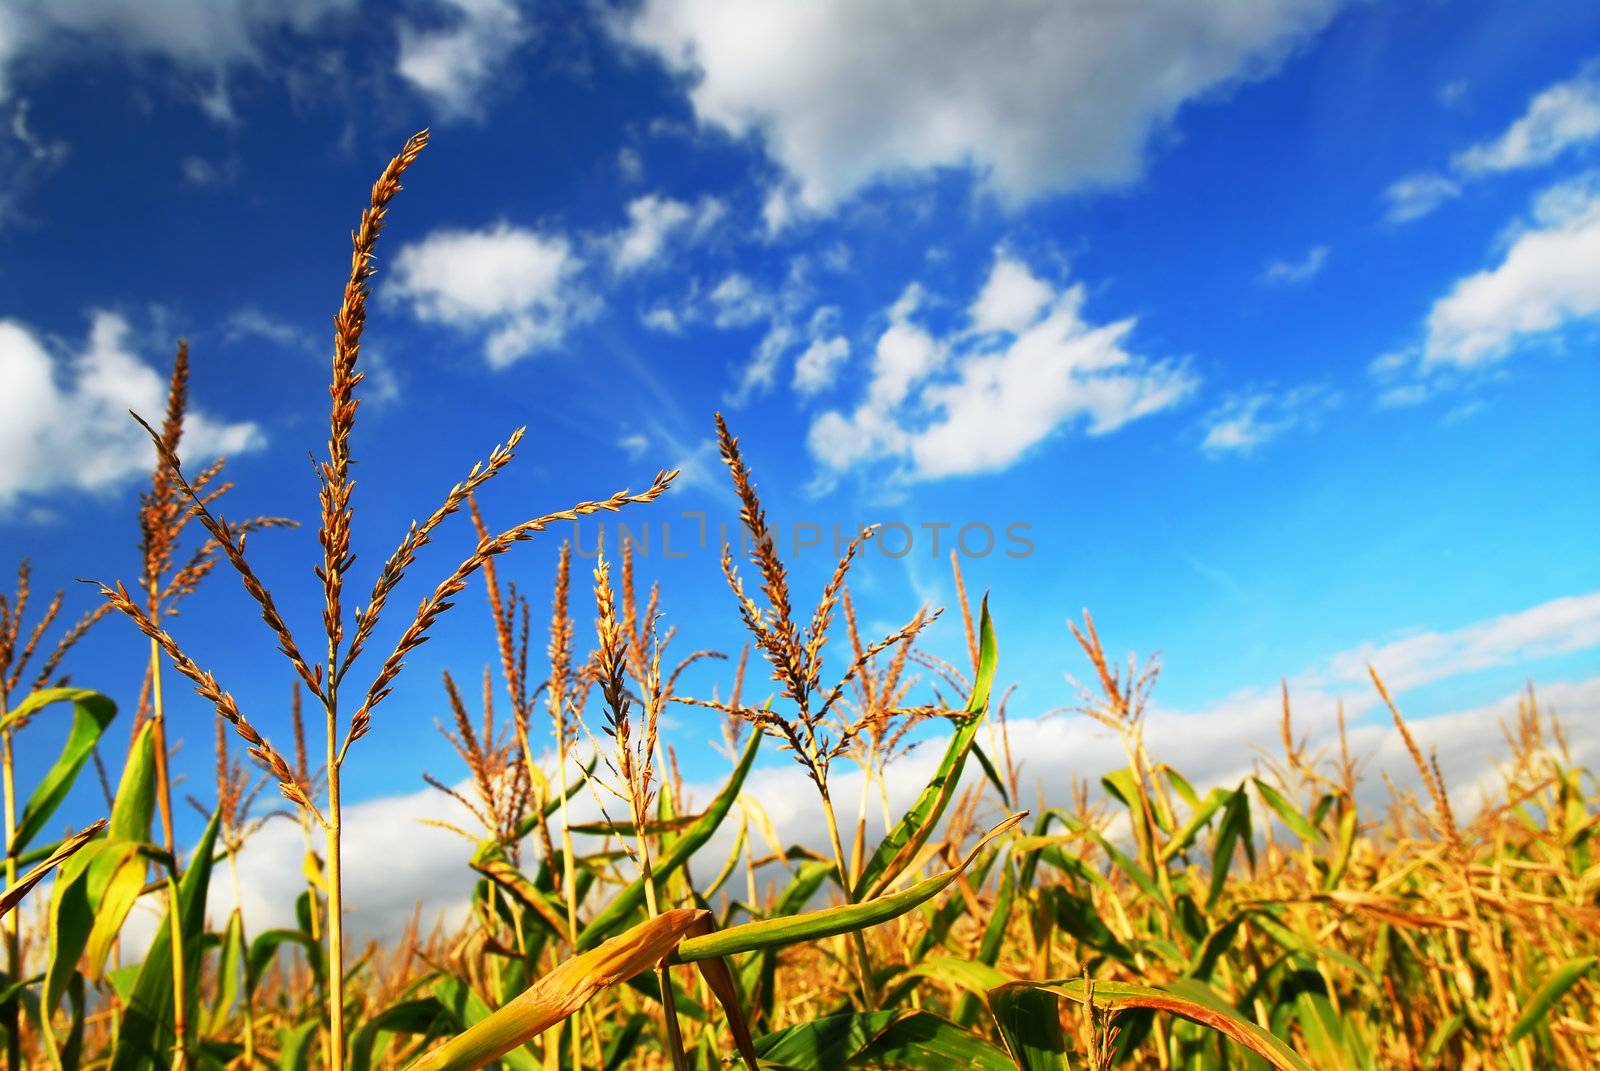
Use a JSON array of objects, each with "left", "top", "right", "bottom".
[
  {"left": 248, "top": 928, "right": 324, "bottom": 997},
  {"left": 1051, "top": 885, "right": 1136, "bottom": 964},
  {"left": 1252, "top": 779, "right": 1321, "bottom": 843},
  {"left": 208, "top": 909, "right": 247, "bottom": 1036},
  {"left": 970, "top": 741, "right": 1012, "bottom": 807},
  {"left": 276, "top": 1019, "right": 321, "bottom": 1071},
  {"left": 753, "top": 1010, "right": 900, "bottom": 1068},
  {"left": 754, "top": 1010, "right": 1012, "bottom": 1070},
  {"left": 577, "top": 730, "right": 760, "bottom": 950},
  {"left": 601, "top": 1012, "right": 649, "bottom": 1070},
  {"left": 108, "top": 811, "right": 221, "bottom": 1071},
  {"left": 82, "top": 841, "right": 150, "bottom": 982},
  {"left": 1322, "top": 804, "right": 1358, "bottom": 890},
  {"left": 1057, "top": 811, "right": 1165, "bottom": 906},
  {"left": 1507, "top": 955, "right": 1597, "bottom": 1044},
  {"left": 988, "top": 982, "right": 1069, "bottom": 1071},
  {"left": 1207, "top": 786, "right": 1252, "bottom": 910},
  {"left": 673, "top": 813, "right": 1023, "bottom": 963},
  {"left": 6, "top": 689, "right": 116, "bottom": 857},
  {"left": 1161, "top": 765, "right": 1201, "bottom": 810},
  {"left": 109, "top": 721, "right": 158, "bottom": 844},
  {"left": 899, "top": 956, "right": 1012, "bottom": 1002},
  {"left": 43, "top": 841, "right": 100, "bottom": 1017},
  {"left": 44, "top": 836, "right": 144, "bottom": 1014},
  {"left": 349, "top": 996, "right": 451, "bottom": 1071},
  {"left": 854, "top": 597, "right": 996, "bottom": 901},
  {"left": 991, "top": 977, "right": 1314, "bottom": 1071},
  {"left": 1160, "top": 787, "right": 1231, "bottom": 863}
]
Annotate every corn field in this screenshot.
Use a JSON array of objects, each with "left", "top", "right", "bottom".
[{"left": 0, "top": 133, "right": 1595, "bottom": 1071}]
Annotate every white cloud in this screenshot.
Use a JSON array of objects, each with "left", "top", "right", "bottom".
[
  {"left": 1310, "top": 590, "right": 1600, "bottom": 694},
  {"left": 0, "top": 0, "right": 353, "bottom": 103},
  {"left": 613, "top": 0, "right": 1341, "bottom": 213},
  {"left": 809, "top": 253, "right": 1195, "bottom": 479},
  {"left": 707, "top": 273, "right": 770, "bottom": 328},
  {"left": 1454, "top": 61, "right": 1600, "bottom": 175},
  {"left": 387, "top": 222, "right": 592, "bottom": 368},
  {"left": 618, "top": 432, "right": 650, "bottom": 458},
  {"left": 1422, "top": 175, "right": 1600, "bottom": 367},
  {"left": 225, "top": 308, "right": 313, "bottom": 351},
  {"left": 1201, "top": 384, "right": 1337, "bottom": 455},
  {"left": 607, "top": 194, "right": 724, "bottom": 274},
  {"left": 1383, "top": 173, "right": 1461, "bottom": 223},
  {"left": 0, "top": 312, "right": 262, "bottom": 507},
  {"left": 1384, "top": 62, "right": 1600, "bottom": 224},
  {"left": 970, "top": 254, "right": 1055, "bottom": 333},
  {"left": 1259, "top": 244, "right": 1328, "bottom": 285},
  {"left": 640, "top": 305, "right": 683, "bottom": 334},
  {"left": 792, "top": 335, "right": 849, "bottom": 395},
  {"left": 396, "top": 0, "right": 527, "bottom": 121}
]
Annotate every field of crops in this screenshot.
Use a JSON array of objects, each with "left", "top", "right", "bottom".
[{"left": 1, "top": 133, "right": 1595, "bottom": 1071}]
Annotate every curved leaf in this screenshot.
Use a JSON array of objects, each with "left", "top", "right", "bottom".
[
  {"left": 990, "top": 977, "right": 1315, "bottom": 1071},
  {"left": 401, "top": 908, "right": 714, "bottom": 1071},
  {"left": 0, "top": 819, "right": 105, "bottom": 919},
  {"left": 755, "top": 1009, "right": 1012, "bottom": 1070},
  {"left": 7, "top": 689, "right": 116, "bottom": 856},
  {"left": 1508, "top": 955, "right": 1597, "bottom": 1044},
  {"left": 675, "top": 813, "right": 1023, "bottom": 963},
  {"left": 854, "top": 597, "right": 996, "bottom": 901}
]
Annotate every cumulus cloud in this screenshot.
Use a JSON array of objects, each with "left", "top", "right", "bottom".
[
  {"left": 1454, "top": 61, "right": 1600, "bottom": 175},
  {"left": 612, "top": 0, "right": 1342, "bottom": 214},
  {"left": 792, "top": 335, "right": 849, "bottom": 396},
  {"left": 1259, "top": 244, "right": 1328, "bottom": 285},
  {"left": 606, "top": 194, "right": 724, "bottom": 274},
  {"left": 1201, "top": 384, "right": 1338, "bottom": 456},
  {"left": 1422, "top": 173, "right": 1600, "bottom": 368},
  {"left": 809, "top": 252, "right": 1195, "bottom": 479},
  {"left": 387, "top": 222, "right": 593, "bottom": 368},
  {"left": 396, "top": 0, "right": 528, "bottom": 121},
  {"left": 1371, "top": 173, "right": 1600, "bottom": 401},
  {"left": 0, "top": 312, "right": 261, "bottom": 507}
]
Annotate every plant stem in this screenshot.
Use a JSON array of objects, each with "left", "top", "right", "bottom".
[
  {"left": 818, "top": 784, "right": 877, "bottom": 1009},
  {"left": 2, "top": 717, "right": 19, "bottom": 1071},
  {"left": 226, "top": 850, "right": 255, "bottom": 1069},
  {"left": 325, "top": 700, "right": 344, "bottom": 1071},
  {"left": 148, "top": 635, "right": 189, "bottom": 1071},
  {"left": 554, "top": 743, "right": 583, "bottom": 1071}
]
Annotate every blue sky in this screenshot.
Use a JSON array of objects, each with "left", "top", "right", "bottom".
[{"left": 2, "top": 1, "right": 1598, "bottom": 915}]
